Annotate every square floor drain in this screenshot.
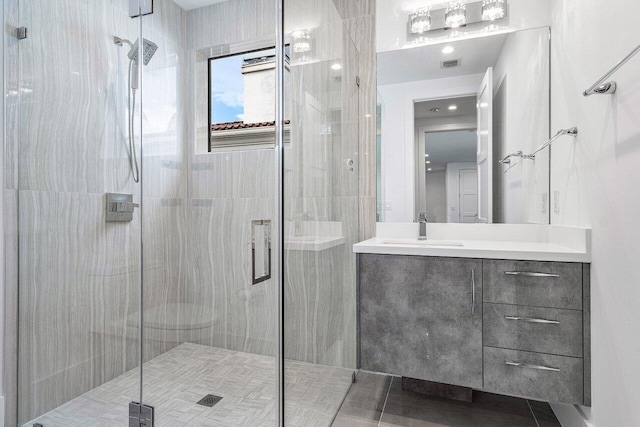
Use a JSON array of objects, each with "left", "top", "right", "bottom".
[{"left": 197, "top": 394, "right": 223, "bottom": 407}]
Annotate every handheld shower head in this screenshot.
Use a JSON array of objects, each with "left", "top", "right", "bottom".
[
  {"left": 128, "top": 38, "right": 158, "bottom": 66},
  {"left": 115, "top": 36, "right": 158, "bottom": 90}
]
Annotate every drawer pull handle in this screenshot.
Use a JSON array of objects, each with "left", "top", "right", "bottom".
[
  {"left": 505, "top": 271, "right": 560, "bottom": 278},
  {"left": 506, "top": 361, "right": 560, "bottom": 372},
  {"left": 504, "top": 316, "right": 560, "bottom": 325}
]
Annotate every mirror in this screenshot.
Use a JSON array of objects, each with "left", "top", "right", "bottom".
[{"left": 376, "top": 27, "right": 551, "bottom": 224}]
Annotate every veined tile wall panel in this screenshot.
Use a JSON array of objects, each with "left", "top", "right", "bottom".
[
  {"left": 183, "top": 197, "right": 278, "bottom": 356},
  {"left": 186, "top": 0, "right": 275, "bottom": 51},
  {"left": 3, "top": 190, "right": 19, "bottom": 427},
  {"left": 333, "top": 0, "right": 376, "bottom": 241},
  {"left": 17, "top": 190, "right": 142, "bottom": 422},
  {"left": 17, "top": 0, "right": 140, "bottom": 195},
  {"left": 4, "top": 0, "right": 21, "bottom": 423}
]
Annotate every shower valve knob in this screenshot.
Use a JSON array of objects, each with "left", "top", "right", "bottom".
[
  {"left": 113, "top": 201, "right": 139, "bottom": 213},
  {"left": 106, "top": 193, "right": 138, "bottom": 222}
]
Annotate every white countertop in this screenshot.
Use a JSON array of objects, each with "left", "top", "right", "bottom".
[{"left": 353, "top": 223, "right": 591, "bottom": 263}]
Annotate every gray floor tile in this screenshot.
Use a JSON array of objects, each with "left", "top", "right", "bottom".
[
  {"left": 342, "top": 374, "right": 558, "bottom": 427},
  {"left": 332, "top": 371, "right": 391, "bottom": 426},
  {"left": 528, "top": 400, "right": 562, "bottom": 427}
]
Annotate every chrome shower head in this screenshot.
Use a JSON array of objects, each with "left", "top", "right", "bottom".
[{"left": 128, "top": 38, "right": 158, "bottom": 66}]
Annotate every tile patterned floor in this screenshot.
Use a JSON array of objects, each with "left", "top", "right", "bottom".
[
  {"left": 27, "top": 343, "right": 354, "bottom": 427},
  {"left": 332, "top": 372, "right": 563, "bottom": 427}
]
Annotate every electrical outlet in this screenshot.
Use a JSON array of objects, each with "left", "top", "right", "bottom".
[
  {"left": 553, "top": 190, "right": 560, "bottom": 214},
  {"left": 541, "top": 192, "right": 548, "bottom": 214},
  {"left": 385, "top": 200, "right": 392, "bottom": 210}
]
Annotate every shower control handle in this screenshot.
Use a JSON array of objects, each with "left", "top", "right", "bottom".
[
  {"left": 113, "top": 201, "right": 139, "bottom": 214},
  {"left": 106, "top": 193, "right": 138, "bottom": 222}
]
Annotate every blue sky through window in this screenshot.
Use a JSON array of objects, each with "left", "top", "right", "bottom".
[{"left": 210, "top": 55, "right": 244, "bottom": 123}]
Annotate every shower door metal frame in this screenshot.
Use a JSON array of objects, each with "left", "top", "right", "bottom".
[{"left": 274, "top": 0, "right": 285, "bottom": 424}]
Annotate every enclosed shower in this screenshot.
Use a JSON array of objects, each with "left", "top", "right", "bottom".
[{"left": 2, "top": 0, "right": 373, "bottom": 426}]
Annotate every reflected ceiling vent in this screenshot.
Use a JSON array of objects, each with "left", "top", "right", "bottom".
[{"left": 441, "top": 59, "right": 461, "bottom": 68}]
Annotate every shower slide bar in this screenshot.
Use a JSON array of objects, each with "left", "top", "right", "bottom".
[
  {"left": 499, "top": 127, "right": 578, "bottom": 174},
  {"left": 583, "top": 42, "right": 640, "bottom": 96}
]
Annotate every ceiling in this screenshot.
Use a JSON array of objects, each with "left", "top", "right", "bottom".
[
  {"left": 415, "top": 95, "right": 476, "bottom": 120},
  {"left": 377, "top": 33, "right": 507, "bottom": 86},
  {"left": 172, "top": 0, "right": 229, "bottom": 10},
  {"left": 424, "top": 129, "right": 476, "bottom": 171}
]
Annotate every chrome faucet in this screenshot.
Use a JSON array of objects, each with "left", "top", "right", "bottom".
[{"left": 418, "top": 211, "right": 428, "bottom": 240}]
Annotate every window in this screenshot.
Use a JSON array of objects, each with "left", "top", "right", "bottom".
[{"left": 208, "top": 47, "right": 289, "bottom": 151}]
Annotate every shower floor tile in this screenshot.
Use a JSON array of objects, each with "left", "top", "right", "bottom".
[{"left": 27, "top": 343, "right": 354, "bottom": 427}]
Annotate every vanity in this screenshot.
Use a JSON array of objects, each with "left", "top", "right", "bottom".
[
  {"left": 369, "top": 16, "right": 592, "bottom": 407},
  {"left": 354, "top": 223, "right": 591, "bottom": 406}
]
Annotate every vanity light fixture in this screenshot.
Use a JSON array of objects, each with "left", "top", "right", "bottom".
[
  {"left": 448, "top": 104, "right": 458, "bottom": 111},
  {"left": 481, "top": 0, "right": 505, "bottom": 21},
  {"left": 442, "top": 46, "right": 455, "bottom": 54},
  {"left": 427, "top": 168, "right": 433, "bottom": 171},
  {"left": 445, "top": 2, "right": 467, "bottom": 29},
  {"left": 425, "top": 154, "right": 430, "bottom": 157},
  {"left": 426, "top": 161, "right": 431, "bottom": 164},
  {"left": 410, "top": 8, "right": 432, "bottom": 34},
  {"left": 331, "top": 63, "right": 342, "bottom": 71},
  {"left": 291, "top": 30, "right": 312, "bottom": 54},
  {"left": 407, "top": 1, "right": 507, "bottom": 36}
]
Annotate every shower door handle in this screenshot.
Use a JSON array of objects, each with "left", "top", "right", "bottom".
[{"left": 252, "top": 220, "right": 272, "bottom": 285}]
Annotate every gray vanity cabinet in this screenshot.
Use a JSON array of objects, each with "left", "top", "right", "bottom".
[
  {"left": 358, "top": 254, "right": 591, "bottom": 406},
  {"left": 359, "top": 254, "right": 483, "bottom": 389}
]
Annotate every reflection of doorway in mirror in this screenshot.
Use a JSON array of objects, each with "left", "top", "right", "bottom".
[
  {"left": 459, "top": 169, "right": 478, "bottom": 223},
  {"left": 422, "top": 127, "right": 478, "bottom": 223}
]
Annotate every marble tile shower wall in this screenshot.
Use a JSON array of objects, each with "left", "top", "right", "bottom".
[
  {"left": 183, "top": 0, "right": 279, "bottom": 358},
  {"left": 334, "top": 0, "right": 377, "bottom": 242},
  {"left": 282, "top": 0, "right": 359, "bottom": 368},
  {"left": 11, "top": 0, "right": 188, "bottom": 423}
]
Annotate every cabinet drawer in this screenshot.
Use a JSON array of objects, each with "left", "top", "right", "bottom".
[
  {"left": 483, "top": 260, "right": 582, "bottom": 309},
  {"left": 483, "top": 303, "right": 583, "bottom": 357},
  {"left": 483, "top": 347, "right": 584, "bottom": 404}
]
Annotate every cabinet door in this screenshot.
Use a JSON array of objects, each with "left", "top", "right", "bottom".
[{"left": 359, "top": 254, "right": 483, "bottom": 389}]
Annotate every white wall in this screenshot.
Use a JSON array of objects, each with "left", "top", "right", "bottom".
[
  {"left": 376, "top": 0, "right": 551, "bottom": 53},
  {"left": 378, "top": 74, "right": 483, "bottom": 222},
  {"left": 492, "top": 28, "right": 550, "bottom": 224},
  {"left": 549, "top": 0, "right": 640, "bottom": 426},
  {"left": 424, "top": 171, "right": 446, "bottom": 222}
]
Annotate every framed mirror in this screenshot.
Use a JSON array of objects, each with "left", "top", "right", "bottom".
[{"left": 376, "top": 27, "right": 551, "bottom": 224}]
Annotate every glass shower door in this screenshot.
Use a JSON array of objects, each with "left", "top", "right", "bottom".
[
  {"left": 283, "top": 0, "right": 360, "bottom": 424},
  {"left": 14, "top": 0, "right": 145, "bottom": 425},
  {"left": 137, "top": 2, "right": 280, "bottom": 425}
]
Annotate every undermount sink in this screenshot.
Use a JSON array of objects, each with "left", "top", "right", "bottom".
[{"left": 380, "top": 239, "right": 464, "bottom": 247}]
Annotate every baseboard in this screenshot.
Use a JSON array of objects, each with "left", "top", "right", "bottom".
[{"left": 550, "top": 403, "right": 594, "bottom": 427}]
